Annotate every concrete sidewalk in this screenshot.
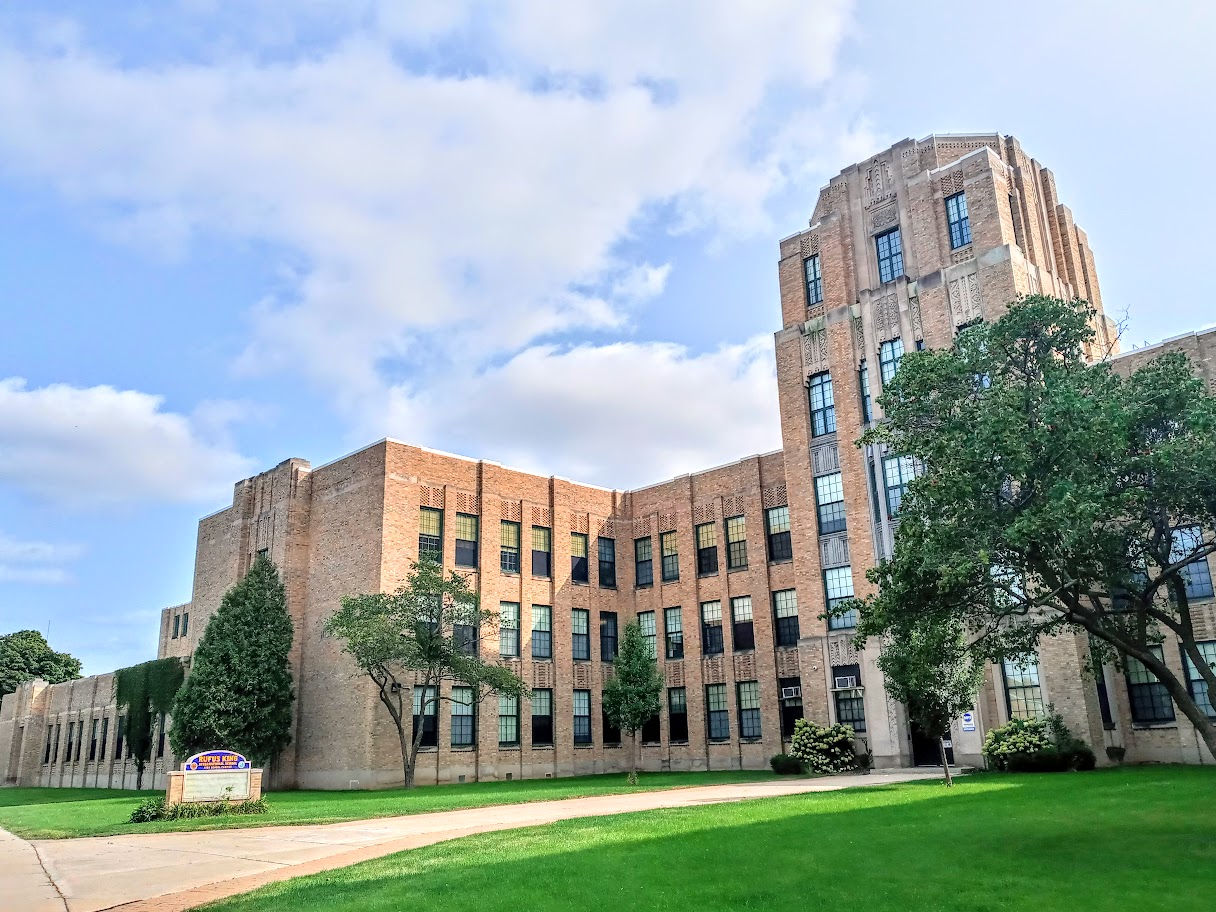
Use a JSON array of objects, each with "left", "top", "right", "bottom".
[{"left": 6, "top": 768, "right": 954, "bottom": 912}]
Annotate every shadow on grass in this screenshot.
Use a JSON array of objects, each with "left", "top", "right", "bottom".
[{"left": 205, "top": 767, "right": 1216, "bottom": 912}]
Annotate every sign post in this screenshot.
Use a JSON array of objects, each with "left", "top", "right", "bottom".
[{"left": 167, "top": 750, "right": 263, "bottom": 805}]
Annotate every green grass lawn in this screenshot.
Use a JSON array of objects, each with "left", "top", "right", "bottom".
[
  {"left": 203, "top": 766, "right": 1216, "bottom": 912},
  {"left": 0, "top": 768, "right": 778, "bottom": 839}
]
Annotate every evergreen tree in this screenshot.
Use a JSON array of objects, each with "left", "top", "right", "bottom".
[
  {"left": 603, "top": 621, "right": 663, "bottom": 775},
  {"left": 170, "top": 554, "right": 295, "bottom": 769}
]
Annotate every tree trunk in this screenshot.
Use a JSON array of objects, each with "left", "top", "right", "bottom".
[
  {"left": 938, "top": 737, "right": 953, "bottom": 787},
  {"left": 632, "top": 731, "right": 639, "bottom": 775},
  {"left": 135, "top": 762, "right": 144, "bottom": 791},
  {"left": 400, "top": 723, "right": 415, "bottom": 789},
  {"left": 1153, "top": 660, "right": 1216, "bottom": 761}
]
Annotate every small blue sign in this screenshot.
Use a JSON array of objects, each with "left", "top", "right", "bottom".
[{"left": 184, "top": 750, "right": 250, "bottom": 772}]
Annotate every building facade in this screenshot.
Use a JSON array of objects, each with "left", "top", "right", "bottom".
[{"left": 3, "top": 133, "right": 1213, "bottom": 790}]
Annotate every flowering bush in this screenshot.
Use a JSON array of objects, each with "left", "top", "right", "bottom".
[
  {"left": 788, "top": 718, "right": 861, "bottom": 774},
  {"left": 983, "top": 712, "right": 1095, "bottom": 772},
  {"left": 982, "top": 716, "right": 1055, "bottom": 769}
]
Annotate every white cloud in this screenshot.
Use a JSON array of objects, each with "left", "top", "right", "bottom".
[
  {"left": 381, "top": 336, "right": 781, "bottom": 489},
  {"left": 0, "top": 531, "right": 84, "bottom": 585},
  {"left": 0, "top": 2, "right": 862, "bottom": 482},
  {"left": 0, "top": 378, "right": 255, "bottom": 506}
]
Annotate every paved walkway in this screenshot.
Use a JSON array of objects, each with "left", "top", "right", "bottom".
[{"left": 7, "top": 768, "right": 953, "bottom": 912}]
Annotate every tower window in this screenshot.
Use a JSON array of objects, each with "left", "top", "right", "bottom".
[
  {"left": 875, "top": 227, "right": 904, "bottom": 283},
  {"left": 946, "top": 191, "right": 971, "bottom": 249}
]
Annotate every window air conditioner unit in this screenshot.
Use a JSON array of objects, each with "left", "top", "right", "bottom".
[
  {"left": 781, "top": 686, "right": 802, "bottom": 699},
  {"left": 833, "top": 676, "right": 858, "bottom": 690}
]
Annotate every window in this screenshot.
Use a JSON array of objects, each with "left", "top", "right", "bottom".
[
  {"left": 600, "top": 612, "right": 618, "bottom": 662},
  {"left": 779, "top": 677, "right": 803, "bottom": 738},
  {"left": 832, "top": 664, "right": 866, "bottom": 732},
  {"left": 89, "top": 718, "right": 99, "bottom": 761},
  {"left": 766, "top": 506, "right": 793, "bottom": 562},
  {"left": 172, "top": 614, "right": 180, "bottom": 638},
  {"left": 945, "top": 191, "right": 971, "bottom": 249},
  {"left": 573, "top": 690, "right": 592, "bottom": 745},
  {"left": 825, "top": 567, "right": 856, "bottom": 629},
  {"left": 1183, "top": 641, "right": 1216, "bottom": 718},
  {"left": 1172, "top": 525, "right": 1214, "bottom": 600},
  {"left": 500, "top": 520, "right": 521, "bottom": 573},
  {"left": 726, "top": 516, "right": 748, "bottom": 570},
  {"left": 156, "top": 713, "right": 166, "bottom": 758},
  {"left": 1126, "top": 646, "right": 1175, "bottom": 724},
  {"left": 454, "top": 513, "right": 478, "bottom": 568},
  {"left": 598, "top": 537, "right": 617, "bottom": 588},
  {"left": 50, "top": 723, "right": 60, "bottom": 763},
  {"left": 664, "top": 607, "right": 684, "bottom": 660},
  {"left": 531, "top": 689, "right": 554, "bottom": 746},
  {"left": 653, "top": 689, "right": 681, "bottom": 744},
  {"left": 603, "top": 708, "right": 622, "bottom": 745},
  {"left": 875, "top": 226, "right": 904, "bottom": 283},
  {"left": 731, "top": 596, "right": 755, "bottom": 651},
  {"left": 879, "top": 338, "right": 904, "bottom": 386},
  {"left": 701, "top": 601, "right": 724, "bottom": 655},
  {"left": 419, "top": 507, "right": 443, "bottom": 563},
  {"left": 181, "top": 613, "right": 189, "bottom": 636},
  {"left": 737, "top": 681, "right": 762, "bottom": 739},
  {"left": 453, "top": 612, "right": 478, "bottom": 656},
  {"left": 572, "top": 609, "right": 591, "bottom": 661},
  {"left": 531, "top": 526, "right": 551, "bottom": 578},
  {"left": 638, "top": 611, "right": 657, "bottom": 658},
  {"left": 773, "top": 589, "right": 800, "bottom": 647},
  {"left": 65, "top": 721, "right": 75, "bottom": 763},
  {"left": 859, "top": 360, "right": 873, "bottom": 423},
  {"left": 695, "top": 522, "right": 718, "bottom": 576},
  {"left": 706, "top": 684, "right": 730, "bottom": 741},
  {"left": 499, "top": 602, "right": 520, "bottom": 657},
  {"left": 412, "top": 685, "right": 438, "bottom": 748},
  {"left": 43, "top": 726, "right": 53, "bottom": 764},
  {"left": 98, "top": 717, "right": 108, "bottom": 761},
  {"left": 642, "top": 712, "right": 661, "bottom": 744},
  {"left": 808, "top": 371, "right": 836, "bottom": 437},
  {"left": 883, "top": 454, "right": 918, "bottom": 518},
  {"left": 635, "top": 537, "right": 654, "bottom": 587},
  {"left": 815, "top": 472, "right": 847, "bottom": 534},
  {"left": 1002, "top": 656, "right": 1046, "bottom": 719},
  {"left": 804, "top": 253, "right": 823, "bottom": 306},
  {"left": 531, "top": 605, "right": 552, "bottom": 659},
  {"left": 498, "top": 694, "right": 520, "bottom": 746},
  {"left": 570, "top": 532, "right": 589, "bottom": 584},
  {"left": 660, "top": 530, "right": 679, "bottom": 582},
  {"left": 115, "top": 717, "right": 125, "bottom": 759},
  {"left": 451, "top": 686, "right": 475, "bottom": 747}
]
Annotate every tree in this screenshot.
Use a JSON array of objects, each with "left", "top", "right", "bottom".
[
  {"left": 865, "top": 616, "right": 983, "bottom": 786},
  {"left": 325, "top": 559, "right": 527, "bottom": 788},
  {"left": 170, "top": 553, "right": 296, "bottom": 769},
  {"left": 851, "top": 296, "right": 1216, "bottom": 758},
  {"left": 0, "top": 630, "right": 82, "bottom": 699},
  {"left": 114, "top": 657, "right": 184, "bottom": 789},
  {"left": 602, "top": 621, "right": 663, "bottom": 776}
]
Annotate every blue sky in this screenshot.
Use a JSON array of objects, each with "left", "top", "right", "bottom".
[{"left": 1, "top": 1, "right": 1213, "bottom": 676}]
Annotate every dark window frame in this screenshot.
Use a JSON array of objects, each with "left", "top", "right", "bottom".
[
  {"left": 765, "top": 505, "right": 793, "bottom": 563},
  {"left": 572, "top": 608, "right": 591, "bottom": 661},
  {"left": 635, "top": 536, "right": 654, "bottom": 588},
  {"left": 773, "top": 589, "right": 800, "bottom": 647},
  {"left": 1126, "top": 646, "right": 1175, "bottom": 725},
  {"left": 706, "top": 684, "right": 730, "bottom": 741},
  {"left": 725, "top": 516, "right": 748, "bottom": 571},
  {"left": 660, "top": 530, "right": 679, "bottom": 582},
  {"left": 668, "top": 687, "right": 689, "bottom": 743},
  {"left": 808, "top": 371, "right": 836, "bottom": 437},
  {"left": 804, "top": 253, "right": 823, "bottom": 306},
  {"left": 412, "top": 685, "right": 439, "bottom": 749},
  {"left": 875, "top": 226, "right": 904, "bottom": 283},
  {"left": 531, "top": 526, "right": 552, "bottom": 579},
  {"left": 597, "top": 537, "right": 617, "bottom": 588},
  {"left": 945, "top": 191, "right": 971, "bottom": 249},
  {"left": 531, "top": 689, "right": 554, "bottom": 746},
  {"left": 531, "top": 604, "right": 553, "bottom": 660},
  {"left": 815, "top": 471, "right": 847, "bottom": 535},
  {"left": 454, "top": 512, "right": 479, "bottom": 568},
  {"left": 570, "top": 531, "right": 589, "bottom": 584},
  {"left": 600, "top": 611, "right": 618, "bottom": 662},
  {"left": 695, "top": 522, "right": 718, "bottom": 576},
  {"left": 573, "top": 689, "right": 592, "bottom": 745},
  {"left": 701, "top": 601, "right": 724, "bottom": 656},
  {"left": 419, "top": 506, "right": 443, "bottom": 564},
  {"left": 737, "top": 681, "right": 762, "bottom": 740},
  {"left": 500, "top": 520, "right": 521, "bottom": 574},
  {"left": 664, "top": 606, "right": 684, "bottom": 660}
]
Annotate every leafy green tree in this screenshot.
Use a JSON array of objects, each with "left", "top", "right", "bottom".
[
  {"left": 114, "top": 657, "right": 184, "bottom": 788},
  {"left": 603, "top": 621, "right": 663, "bottom": 775},
  {"left": 849, "top": 296, "right": 1216, "bottom": 758},
  {"left": 0, "top": 629, "right": 82, "bottom": 699},
  {"left": 325, "top": 559, "right": 527, "bottom": 788},
  {"left": 865, "top": 617, "right": 983, "bottom": 786},
  {"left": 170, "top": 554, "right": 296, "bottom": 768}
]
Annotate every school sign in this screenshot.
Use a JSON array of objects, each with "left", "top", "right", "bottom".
[{"left": 167, "top": 750, "right": 263, "bottom": 804}]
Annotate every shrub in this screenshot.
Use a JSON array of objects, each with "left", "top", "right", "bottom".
[
  {"left": 788, "top": 719, "right": 861, "bottom": 774},
  {"left": 984, "top": 711, "right": 1096, "bottom": 772},
  {"left": 769, "top": 753, "right": 805, "bottom": 775},
  {"left": 983, "top": 717, "right": 1055, "bottom": 770},
  {"left": 128, "top": 796, "right": 269, "bottom": 823},
  {"left": 626, "top": 771, "right": 639, "bottom": 786}
]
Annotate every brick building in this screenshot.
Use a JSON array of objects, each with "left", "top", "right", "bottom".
[{"left": 3, "top": 133, "right": 1213, "bottom": 790}]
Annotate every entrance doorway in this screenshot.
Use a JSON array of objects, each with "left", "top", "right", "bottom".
[{"left": 910, "top": 718, "right": 955, "bottom": 767}]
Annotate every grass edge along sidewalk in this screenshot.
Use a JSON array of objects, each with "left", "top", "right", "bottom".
[
  {"left": 0, "top": 768, "right": 780, "bottom": 839},
  {"left": 200, "top": 766, "right": 1216, "bottom": 912}
]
